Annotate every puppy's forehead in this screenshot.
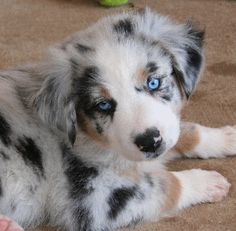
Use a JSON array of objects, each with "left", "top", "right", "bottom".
[
  {"left": 68, "top": 12, "right": 174, "bottom": 88},
  {"left": 91, "top": 45, "right": 172, "bottom": 94}
]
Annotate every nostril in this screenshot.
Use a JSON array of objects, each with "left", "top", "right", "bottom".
[{"left": 134, "top": 128, "right": 162, "bottom": 153}]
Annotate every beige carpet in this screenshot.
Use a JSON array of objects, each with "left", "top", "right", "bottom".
[{"left": 1, "top": 0, "right": 236, "bottom": 230}]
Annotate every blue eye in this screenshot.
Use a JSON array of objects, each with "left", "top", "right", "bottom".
[
  {"left": 98, "top": 100, "right": 112, "bottom": 111},
  {"left": 147, "top": 76, "right": 160, "bottom": 91}
]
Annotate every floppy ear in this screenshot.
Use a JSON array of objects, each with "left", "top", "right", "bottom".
[
  {"left": 139, "top": 8, "right": 204, "bottom": 98},
  {"left": 33, "top": 48, "right": 77, "bottom": 145},
  {"left": 171, "top": 23, "right": 204, "bottom": 98}
]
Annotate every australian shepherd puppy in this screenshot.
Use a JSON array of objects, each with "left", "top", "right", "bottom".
[{"left": 0, "top": 8, "right": 235, "bottom": 231}]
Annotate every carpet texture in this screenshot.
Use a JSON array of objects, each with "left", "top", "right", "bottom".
[{"left": 1, "top": 0, "right": 236, "bottom": 230}]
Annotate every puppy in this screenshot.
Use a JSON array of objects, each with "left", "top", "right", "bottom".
[{"left": 0, "top": 8, "right": 235, "bottom": 231}]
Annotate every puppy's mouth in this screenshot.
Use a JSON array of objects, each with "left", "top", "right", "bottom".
[{"left": 143, "top": 143, "right": 166, "bottom": 160}]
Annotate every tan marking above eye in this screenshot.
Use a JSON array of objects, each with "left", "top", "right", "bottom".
[
  {"left": 136, "top": 68, "right": 147, "bottom": 86},
  {"left": 100, "top": 87, "right": 112, "bottom": 99}
]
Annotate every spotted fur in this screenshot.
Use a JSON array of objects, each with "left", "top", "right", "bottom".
[{"left": 0, "top": 8, "right": 234, "bottom": 231}]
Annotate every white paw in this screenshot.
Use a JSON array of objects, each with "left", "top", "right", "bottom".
[
  {"left": 190, "top": 169, "right": 230, "bottom": 203},
  {"left": 203, "top": 170, "right": 231, "bottom": 202},
  {"left": 222, "top": 125, "right": 236, "bottom": 156},
  {"left": 175, "top": 169, "right": 231, "bottom": 208},
  {"left": 0, "top": 215, "right": 24, "bottom": 231}
]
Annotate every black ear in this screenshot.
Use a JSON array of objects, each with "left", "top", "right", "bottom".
[
  {"left": 33, "top": 49, "right": 77, "bottom": 145},
  {"left": 172, "top": 23, "right": 204, "bottom": 98}
]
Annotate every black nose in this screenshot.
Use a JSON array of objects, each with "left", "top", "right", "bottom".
[{"left": 134, "top": 128, "right": 162, "bottom": 153}]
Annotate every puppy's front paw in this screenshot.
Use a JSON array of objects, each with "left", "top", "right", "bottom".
[
  {"left": 203, "top": 170, "right": 231, "bottom": 202},
  {"left": 0, "top": 215, "right": 24, "bottom": 231},
  {"left": 222, "top": 125, "right": 236, "bottom": 156},
  {"left": 174, "top": 169, "right": 231, "bottom": 209}
]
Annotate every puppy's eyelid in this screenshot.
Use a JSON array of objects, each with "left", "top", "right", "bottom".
[
  {"left": 94, "top": 97, "right": 109, "bottom": 104},
  {"left": 157, "top": 74, "right": 168, "bottom": 79},
  {"left": 146, "top": 74, "right": 167, "bottom": 81}
]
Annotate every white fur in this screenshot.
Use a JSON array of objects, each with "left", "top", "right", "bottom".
[
  {"left": 173, "top": 169, "right": 230, "bottom": 210},
  {"left": 0, "top": 8, "right": 234, "bottom": 231}
]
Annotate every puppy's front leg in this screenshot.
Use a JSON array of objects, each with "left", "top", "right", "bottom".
[
  {"left": 174, "top": 122, "right": 236, "bottom": 159},
  {"left": 104, "top": 168, "right": 229, "bottom": 229},
  {"left": 161, "top": 169, "right": 230, "bottom": 216}
]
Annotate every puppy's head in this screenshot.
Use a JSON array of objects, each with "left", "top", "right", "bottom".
[{"left": 34, "top": 9, "right": 204, "bottom": 161}]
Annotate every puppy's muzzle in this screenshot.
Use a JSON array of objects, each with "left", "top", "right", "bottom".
[{"left": 134, "top": 128, "right": 163, "bottom": 156}]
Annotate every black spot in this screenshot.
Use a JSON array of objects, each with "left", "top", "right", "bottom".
[
  {"left": 75, "top": 66, "right": 100, "bottom": 117},
  {"left": 146, "top": 62, "right": 158, "bottom": 73},
  {"left": 108, "top": 186, "right": 137, "bottom": 219},
  {"left": 0, "top": 151, "right": 10, "bottom": 160},
  {"left": 15, "top": 137, "right": 44, "bottom": 177},
  {"left": 62, "top": 145, "right": 98, "bottom": 231},
  {"left": 75, "top": 66, "right": 100, "bottom": 94},
  {"left": 80, "top": 66, "right": 101, "bottom": 95},
  {"left": 0, "top": 178, "right": 2, "bottom": 196},
  {"left": 0, "top": 112, "right": 11, "bottom": 146},
  {"left": 75, "top": 43, "right": 94, "bottom": 53},
  {"left": 113, "top": 19, "right": 134, "bottom": 37},
  {"left": 62, "top": 145, "right": 98, "bottom": 198}
]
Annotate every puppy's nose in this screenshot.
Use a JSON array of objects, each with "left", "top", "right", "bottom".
[{"left": 134, "top": 128, "right": 162, "bottom": 153}]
